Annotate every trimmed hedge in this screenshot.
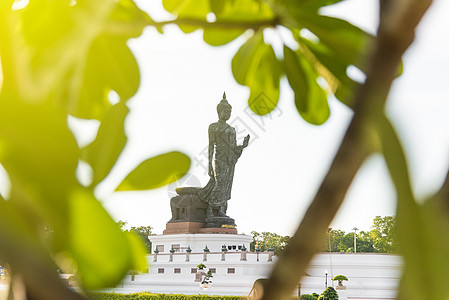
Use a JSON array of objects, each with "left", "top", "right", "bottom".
[
  {"left": 318, "top": 287, "right": 338, "bottom": 300},
  {"left": 90, "top": 292, "right": 244, "bottom": 300}
]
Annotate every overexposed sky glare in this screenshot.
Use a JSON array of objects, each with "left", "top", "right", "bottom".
[{"left": 90, "top": 0, "right": 449, "bottom": 236}]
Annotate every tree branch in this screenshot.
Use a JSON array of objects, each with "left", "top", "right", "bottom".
[
  {"left": 146, "top": 17, "right": 280, "bottom": 30},
  {"left": 261, "top": 0, "right": 433, "bottom": 299}
]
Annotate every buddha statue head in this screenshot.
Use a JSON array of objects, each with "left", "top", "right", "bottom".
[{"left": 217, "top": 92, "right": 232, "bottom": 121}]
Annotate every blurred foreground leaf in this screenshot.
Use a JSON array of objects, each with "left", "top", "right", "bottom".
[
  {"left": 125, "top": 231, "right": 149, "bottom": 272},
  {"left": 82, "top": 102, "right": 129, "bottom": 187},
  {"left": 116, "top": 151, "right": 191, "bottom": 191},
  {"left": 5, "top": 0, "right": 145, "bottom": 119},
  {"left": 162, "top": 0, "right": 210, "bottom": 33},
  {"left": 294, "top": 14, "right": 371, "bottom": 73},
  {"left": 232, "top": 32, "right": 280, "bottom": 115},
  {"left": 203, "top": 0, "right": 274, "bottom": 46},
  {"left": 0, "top": 0, "right": 150, "bottom": 296},
  {"left": 377, "top": 115, "right": 449, "bottom": 299},
  {"left": 0, "top": 197, "right": 85, "bottom": 300},
  {"left": 203, "top": 27, "right": 245, "bottom": 46},
  {"left": 0, "top": 97, "right": 79, "bottom": 239},
  {"left": 284, "top": 45, "right": 329, "bottom": 124},
  {"left": 66, "top": 34, "right": 140, "bottom": 119},
  {"left": 69, "top": 188, "right": 147, "bottom": 289}
]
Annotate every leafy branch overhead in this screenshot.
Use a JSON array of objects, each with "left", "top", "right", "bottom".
[
  {"left": 158, "top": 0, "right": 373, "bottom": 124},
  {"left": 0, "top": 0, "right": 189, "bottom": 297},
  {"left": 0, "top": 0, "right": 445, "bottom": 300}
]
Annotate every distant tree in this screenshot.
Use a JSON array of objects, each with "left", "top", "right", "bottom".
[
  {"left": 129, "top": 226, "right": 154, "bottom": 253},
  {"left": 370, "top": 216, "right": 398, "bottom": 253},
  {"left": 322, "top": 229, "right": 346, "bottom": 252},
  {"left": 341, "top": 232, "right": 355, "bottom": 252},
  {"left": 255, "top": 216, "right": 396, "bottom": 255},
  {"left": 320, "top": 216, "right": 396, "bottom": 253},
  {"left": 332, "top": 275, "right": 348, "bottom": 286},
  {"left": 117, "top": 221, "right": 154, "bottom": 253},
  {"left": 355, "top": 231, "right": 376, "bottom": 253},
  {"left": 250, "top": 231, "right": 291, "bottom": 255},
  {"left": 318, "top": 287, "right": 339, "bottom": 300}
]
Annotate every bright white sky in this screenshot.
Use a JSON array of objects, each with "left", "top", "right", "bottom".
[{"left": 90, "top": 0, "right": 449, "bottom": 236}]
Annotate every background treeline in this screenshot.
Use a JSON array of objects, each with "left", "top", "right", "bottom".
[
  {"left": 249, "top": 216, "right": 397, "bottom": 255},
  {"left": 321, "top": 216, "right": 397, "bottom": 254},
  {"left": 118, "top": 215, "right": 396, "bottom": 255},
  {"left": 118, "top": 221, "right": 154, "bottom": 253}
]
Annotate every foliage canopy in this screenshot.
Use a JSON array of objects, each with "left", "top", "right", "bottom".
[
  {"left": 332, "top": 275, "right": 348, "bottom": 283},
  {"left": 0, "top": 0, "right": 446, "bottom": 299},
  {"left": 321, "top": 216, "right": 398, "bottom": 253},
  {"left": 318, "top": 287, "right": 339, "bottom": 300},
  {"left": 250, "top": 231, "right": 291, "bottom": 255},
  {"left": 0, "top": 0, "right": 190, "bottom": 297}
]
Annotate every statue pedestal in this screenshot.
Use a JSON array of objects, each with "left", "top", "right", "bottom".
[
  {"left": 198, "top": 227, "right": 237, "bottom": 234},
  {"left": 335, "top": 286, "right": 348, "bottom": 300},
  {"left": 163, "top": 221, "right": 238, "bottom": 235},
  {"left": 163, "top": 222, "right": 206, "bottom": 234},
  {"left": 205, "top": 216, "right": 235, "bottom": 228}
]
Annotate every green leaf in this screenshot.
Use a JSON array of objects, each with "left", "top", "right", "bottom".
[
  {"left": 293, "top": 0, "right": 346, "bottom": 11},
  {"left": 82, "top": 102, "right": 129, "bottom": 187},
  {"left": 0, "top": 0, "right": 148, "bottom": 295},
  {"left": 69, "top": 188, "right": 146, "bottom": 289},
  {"left": 0, "top": 197, "right": 85, "bottom": 300},
  {"left": 298, "top": 35, "right": 352, "bottom": 86},
  {"left": 125, "top": 232, "right": 148, "bottom": 272},
  {"left": 107, "top": 0, "right": 150, "bottom": 38},
  {"left": 295, "top": 14, "right": 372, "bottom": 73},
  {"left": 247, "top": 45, "right": 281, "bottom": 115},
  {"left": 162, "top": 0, "right": 188, "bottom": 13},
  {"left": 377, "top": 116, "right": 449, "bottom": 300},
  {"left": 397, "top": 200, "right": 449, "bottom": 300},
  {"left": 216, "top": 0, "right": 274, "bottom": 20},
  {"left": 284, "top": 45, "right": 330, "bottom": 125},
  {"left": 116, "top": 151, "right": 191, "bottom": 191},
  {"left": 66, "top": 35, "right": 140, "bottom": 119},
  {"left": 16, "top": 0, "right": 144, "bottom": 119},
  {"left": 0, "top": 97, "right": 79, "bottom": 234},
  {"left": 209, "top": 0, "right": 226, "bottom": 14},
  {"left": 232, "top": 32, "right": 281, "bottom": 115},
  {"left": 203, "top": 27, "right": 245, "bottom": 46},
  {"left": 297, "top": 34, "right": 359, "bottom": 107},
  {"left": 232, "top": 31, "right": 265, "bottom": 86},
  {"left": 162, "top": 0, "right": 210, "bottom": 33}
]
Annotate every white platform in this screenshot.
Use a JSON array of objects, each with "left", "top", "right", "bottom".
[
  {"left": 103, "top": 234, "right": 403, "bottom": 299},
  {"left": 302, "top": 253, "right": 403, "bottom": 299},
  {"left": 150, "top": 233, "right": 252, "bottom": 253}
]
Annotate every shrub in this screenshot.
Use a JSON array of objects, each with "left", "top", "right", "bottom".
[
  {"left": 300, "top": 294, "right": 318, "bottom": 300},
  {"left": 90, "top": 292, "right": 244, "bottom": 300},
  {"left": 318, "top": 287, "right": 339, "bottom": 300},
  {"left": 332, "top": 275, "right": 348, "bottom": 286}
]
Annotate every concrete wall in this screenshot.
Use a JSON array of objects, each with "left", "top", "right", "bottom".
[
  {"left": 150, "top": 233, "right": 252, "bottom": 253},
  {"left": 105, "top": 251, "right": 274, "bottom": 296},
  {"left": 105, "top": 252, "right": 402, "bottom": 299},
  {"left": 301, "top": 253, "right": 403, "bottom": 299}
]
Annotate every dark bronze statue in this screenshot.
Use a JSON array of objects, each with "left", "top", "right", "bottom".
[
  {"left": 169, "top": 92, "right": 250, "bottom": 228},
  {"left": 207, "top": 93, "right": 250, "bottom": 217}
]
